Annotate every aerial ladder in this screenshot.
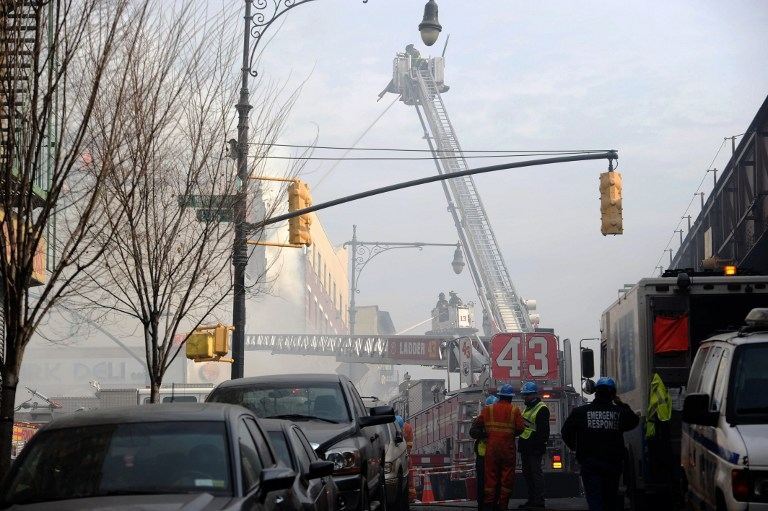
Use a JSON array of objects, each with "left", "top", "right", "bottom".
[{"left": 381, "top": 46, "right": 533, "bottom": 334}]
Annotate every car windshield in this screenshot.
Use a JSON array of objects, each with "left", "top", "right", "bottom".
[
  {"left": 729, "top": 344, "right": 768, "bottom": 422},
  {"left": 209, "top": 382, "right": 351, "bottom": 423},
  {"left": 3, "top": 421, "right": 232, "bottom": 506},
  {"left": 267, "top": 430, "right": 293, "bottom": 468}
]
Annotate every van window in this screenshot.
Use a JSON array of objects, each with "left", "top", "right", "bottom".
[
  {"left": 727, "top": 344, "right": 768, "bottom": 424},
  {"left": 687, "top": 346, "right": 710, "bottom": 391},
  {"left": 698, "top": 347, "right": 723, "bottom": 395},
  {"left": 710, "top": 349, "right": 730, "bottom": 411}
]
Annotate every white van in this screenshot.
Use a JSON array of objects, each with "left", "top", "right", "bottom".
[{"left": 682, "top": 308, "right": 768, "bottom": 510}]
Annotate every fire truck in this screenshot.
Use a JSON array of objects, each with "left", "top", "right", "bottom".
[
  {"left": 378, "top": 45, "right": 585, "bottom": 499},
  {"left": 388, "top": 299, "right": 582, "bottom": 499}
]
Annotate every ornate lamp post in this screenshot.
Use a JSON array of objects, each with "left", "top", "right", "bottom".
[
  {"left": 230, "top": 1, "right": 443, "bottom": 379},
  {"left": 344, "top": 225, "right": 461, "bottom": 335}
]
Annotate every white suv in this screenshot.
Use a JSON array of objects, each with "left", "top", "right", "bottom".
[{"left": 682, "top": 308, "right": 768, "bottom": 510}]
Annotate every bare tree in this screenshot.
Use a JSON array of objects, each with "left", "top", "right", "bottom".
[
  {"left": 0, "top": 0, "right": 156, "bottom": 475},
  {"left": 77, "top": 3, "right": 302, "bottom": 403}
]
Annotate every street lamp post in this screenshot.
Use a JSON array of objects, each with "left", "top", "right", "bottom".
[
  {"left": 344, "top": 224, "right": 462, "bottom": 335},
  {"left": 230, "top": 0, "right": 442, "bottom": 379}
]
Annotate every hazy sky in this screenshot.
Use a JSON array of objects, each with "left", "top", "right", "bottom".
[{"left": 235, "top": 0, "right": 768, "bottom": 346}]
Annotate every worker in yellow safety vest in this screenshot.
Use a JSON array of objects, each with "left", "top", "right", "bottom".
[
  {"left": 470, "top": 395, "right": 499, "bottom": 511},
  {"left": 517, "top": 381, "right": 550, "bottom": 510}
]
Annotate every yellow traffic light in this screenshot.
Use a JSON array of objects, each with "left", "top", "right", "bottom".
[
  {"left": 186, "top": 324, "right": 233, "bottom": 362},
  {"left": 288, "top": 179, "right": 312, "bottom": 246},
  {"left": 600, "top": 171, "right": 623, "bottom": 235}
]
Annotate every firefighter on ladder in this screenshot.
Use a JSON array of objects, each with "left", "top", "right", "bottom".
[
  {"left": 475, "top": 384, "right": 525, "bottom": 511},
  {"left": 517, "top": 381, "right": 550, "bottom": 510}
]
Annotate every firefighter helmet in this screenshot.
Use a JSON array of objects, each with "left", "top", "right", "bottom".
[{"left": 497, "top": 384, "right": 515, "bottom": 397}]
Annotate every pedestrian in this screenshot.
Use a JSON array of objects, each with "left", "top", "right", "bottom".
[
  {"left": 561, "top": 377, "right": 639, "bottom": 511},
  {"left": 475, "top": 384, "right": 525, "bottom": 511},
  {"left": 470, "top": 395, "right": 499, "bottom": 511},
  {"left": 517, "top": 381, "right": 549, "bottom": 510}
]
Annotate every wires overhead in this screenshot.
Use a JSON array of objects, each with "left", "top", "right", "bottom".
[
  {"left": 653, "top": 138, "right": 728, "bottom": 274},
  {"left": 253, "top": 151, "right": 608, "bottom": 161},
  {"left": 249, "top": 142, "right": 610, "bottom": 162}
]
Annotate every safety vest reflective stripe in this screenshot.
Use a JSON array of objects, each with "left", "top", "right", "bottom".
[{"left": 519, "top": 401, "right": 546, "bottom": 440}]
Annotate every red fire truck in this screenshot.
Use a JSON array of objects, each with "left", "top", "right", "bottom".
[{"left": 393, "top": 332, "right": 582, "bottom": 501}]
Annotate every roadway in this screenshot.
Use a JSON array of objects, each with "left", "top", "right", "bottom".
[{"left": 413, "top": 498, "right": 597, "bottom": 511}]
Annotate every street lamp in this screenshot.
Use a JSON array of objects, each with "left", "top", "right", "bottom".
[
  {"left": 419, "top": 0, "right": 442, "bottom": 46},
  {"left": 230, "top": 0, "right": 441, "bottom": 379},
  {"left": 344, "top": 225, "right": 461, "bottom": 335}
]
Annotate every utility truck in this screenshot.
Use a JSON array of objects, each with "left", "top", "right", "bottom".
[{"left": 589, "top": 269, "right": 768, "bottom": 506}]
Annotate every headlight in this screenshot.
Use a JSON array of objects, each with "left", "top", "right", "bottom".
[
  {"left": 325, "top": 448, "right": 361, "bottom": 475},
  {"left": 384, "top": 462, "right": 394, "bottom": 474}
]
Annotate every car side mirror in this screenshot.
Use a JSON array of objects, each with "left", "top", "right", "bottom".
[
  {"left": 370, "top": 405, "right": 395, "bottom": 416},
  {"left": 259, "top": 467, "right": 296, "bottom": 499},
  {"left": 682, "top": 393, "right": 718, "bottom": 427},
  {"left": 306, "top": 460, "right": 334, "bottom": 479},
  {"left": 581, "top": 348, "right": 595, "bottom": 379},
  {"left": 581, "top": 379, "right": 595, "bottom": 395},
  {"left": 394, "top": 431, "right": 404, "bottom": 444},
  {"left": 359, "top": 414, "right": 394, "bottom": 428},
  {"left": 360, "top": 405, "right": 395, "bottom": 428}
]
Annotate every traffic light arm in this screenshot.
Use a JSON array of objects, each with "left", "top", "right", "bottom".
[{"left": 249, "top": 151, "right": 618, "bottom": 230}]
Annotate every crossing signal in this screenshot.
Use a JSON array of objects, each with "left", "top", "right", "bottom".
[
  {"left": 600, "top": 171, "right": 623, "bottom": 235},
  {"left": 186, "top": 324, "right": 234, "bottom": 362},
  {"left": 288, "top": 179, "right": 312, "bottom": 246}
]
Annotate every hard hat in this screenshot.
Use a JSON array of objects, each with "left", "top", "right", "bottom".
[
  {"left": 520, "top": 381, "right": 538, "bottom": 395},
  {"left": 497, "top": 384, "right": 515, "bottom": 397},
  {"left": 395, "top": 415, "right": 405, "bottom": 428},
  {"left": 485, "top": 395, "right": 498, "bottom": 406},
  {"left": 595, "top": 377, "right": 617, "bottom": 390}
]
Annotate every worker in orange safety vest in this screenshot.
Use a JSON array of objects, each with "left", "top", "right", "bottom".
[
  {"left": 475, "top": 384, "right": 525, "bottom": 511},
  {"left": 400, "top": 416, "right": 416, "bottom": 502}
]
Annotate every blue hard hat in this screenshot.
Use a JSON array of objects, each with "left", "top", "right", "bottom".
[
  {"left": 485, "top": 395, "right": 499, "bottom": 406},
  {"left": 497, "top": 384, "right": 515, "bottom": 397},
  {"left": 595, "top": 377, "right": 616, "bottom": 390},
  {"left": 520, "top": 381, "right": 538, "bottom": 395},
  {"left": 395, "top": 415, "right": 405, "bottom": 428}
]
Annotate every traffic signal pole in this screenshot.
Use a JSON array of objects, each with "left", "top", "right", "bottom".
[{"left": 250, "top": 151, "right": 618, "bottom": 229}]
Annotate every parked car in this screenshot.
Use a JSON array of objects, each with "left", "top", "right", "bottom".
[
  {"left": 207, "top": 374, "right": 395, "bottom": 511},
  {"left": 362, "top": 398, "right": 408, "bottom": 511},
  {"left": 0, "top": 403, "right": 296, "bottom": 510},
  {"left": 380, "top": 422, "right": 408, "bottom": 511},
  {"left": 261, "top": 419, "right": 337, "bottom": 511}
]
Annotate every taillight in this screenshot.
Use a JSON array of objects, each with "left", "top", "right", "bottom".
[{"left": 732, "top": 470, "right": 752, "bottom": 501}]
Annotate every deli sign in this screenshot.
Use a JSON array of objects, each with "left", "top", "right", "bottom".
[{"left": 490, "top": 333, "right": 559, "bottom": 384}]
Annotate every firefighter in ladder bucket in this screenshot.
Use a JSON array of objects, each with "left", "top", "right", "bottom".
[
  {"left": 475, "top": 384, "right": 525, "bottom": 511},
  {"left": 470, "top": 395, "right": 499, "bottom": 511},
  {"left": 517, "top": 381, "right": 550, "bottom": 510}
]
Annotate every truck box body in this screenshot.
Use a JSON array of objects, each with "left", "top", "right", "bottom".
[{"left": 601, "top": 274, "right": 768, "bottom": 496}]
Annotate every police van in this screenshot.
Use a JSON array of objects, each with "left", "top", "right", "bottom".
[{"left": 682, "top": 308, "right": 768, "bottom": 511}]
